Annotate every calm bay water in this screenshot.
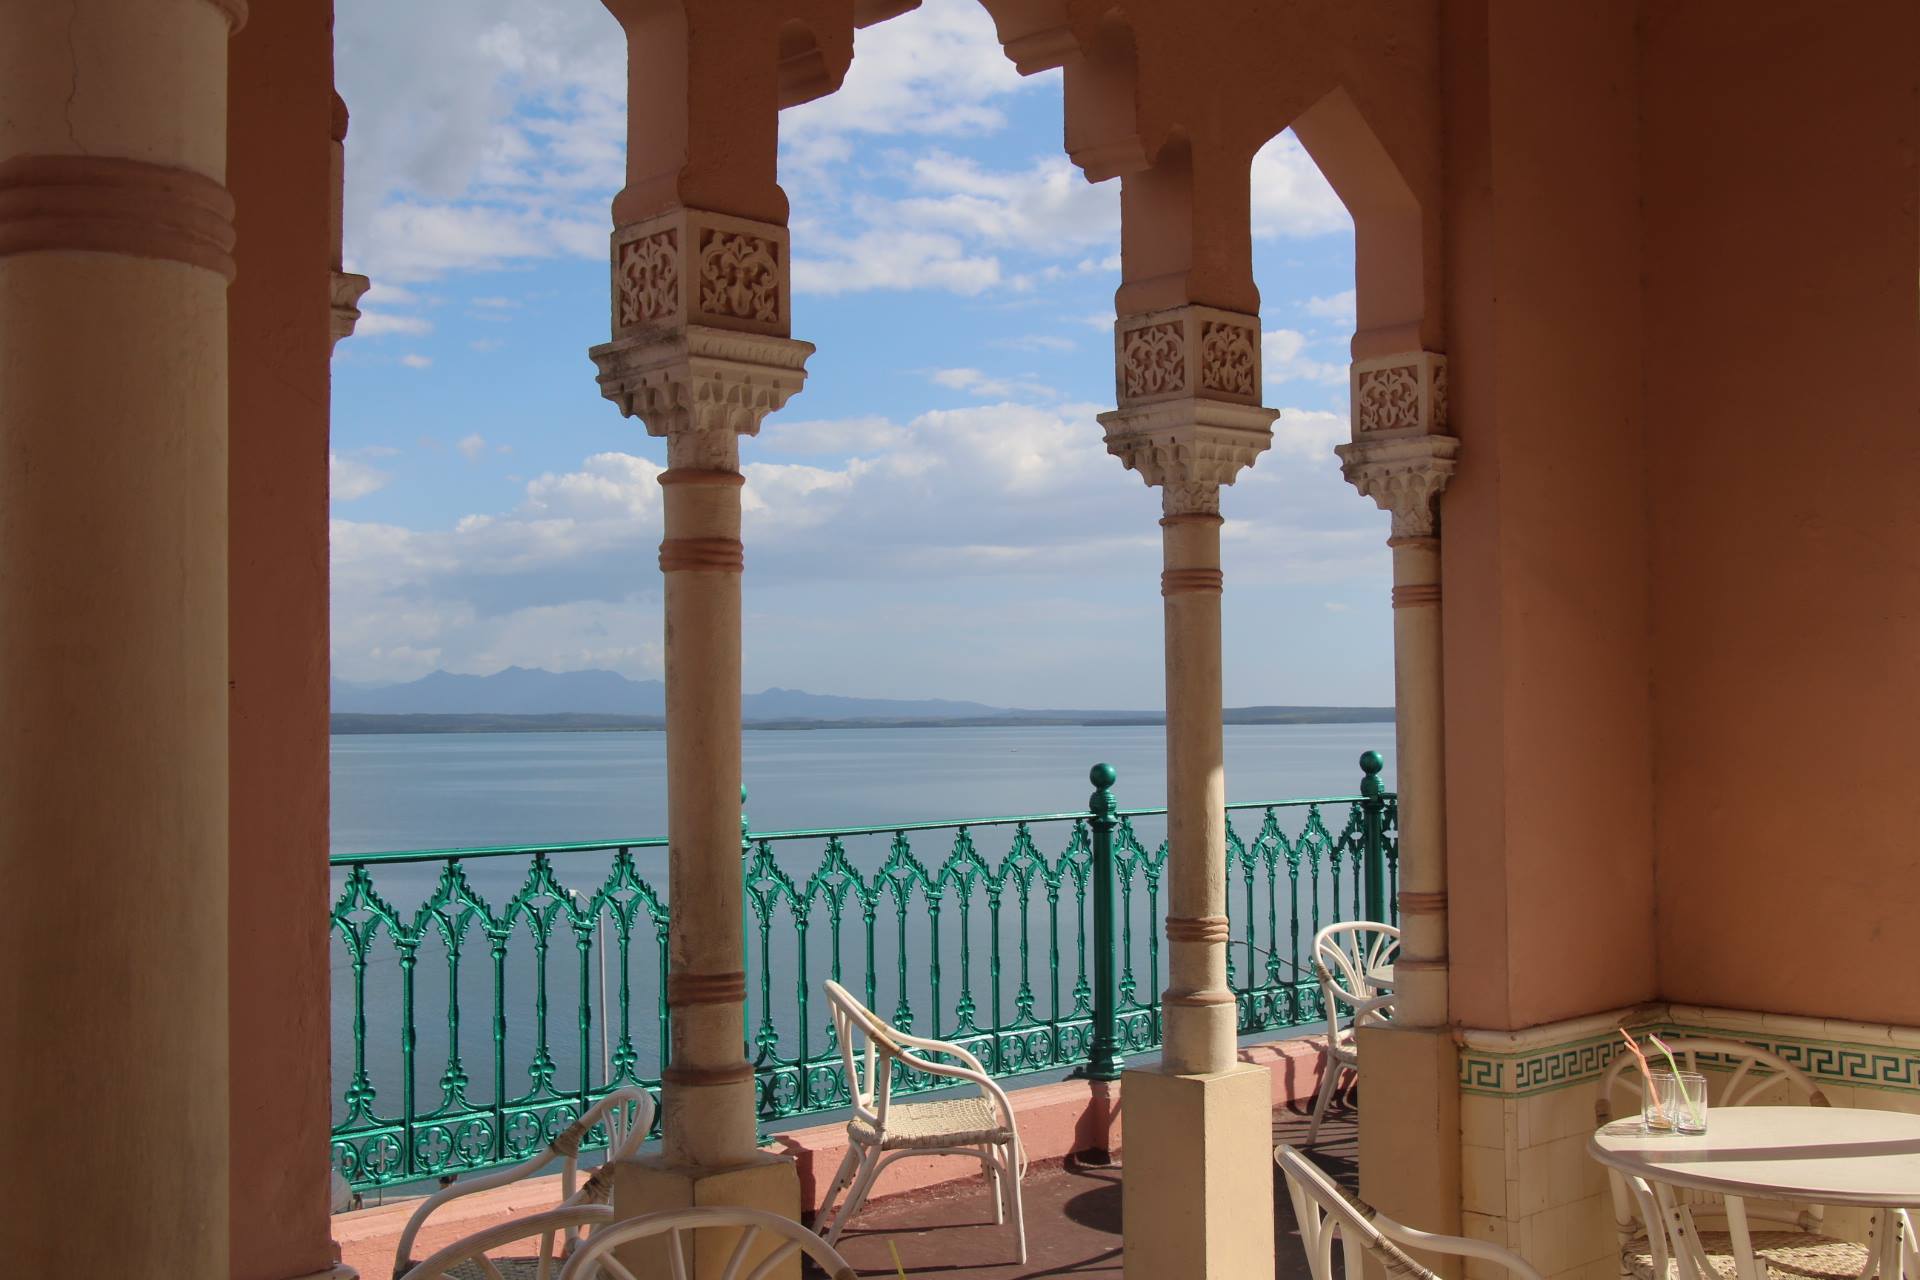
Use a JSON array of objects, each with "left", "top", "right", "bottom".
[{"left": 331, "top": 722, "right": 1397, "bottom": 855}]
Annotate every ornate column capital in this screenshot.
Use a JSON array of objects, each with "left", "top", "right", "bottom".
[
  {"left": 1351, "top": 350, "right": 1448, "bottom": 439},
  {"left": 1099, "top": 305, "right": 1277, "bottom": 515},
  {"left": 1335, "top": 434, "right": 1460, "bottom": 539},
  {"left": 329, "top": 271, "right": 369, "bottom": 350},
  {"left": 1338, "top": 350, "right": 1457, "bottom": 538},
  {"left": 587, "top": 206, "right": 813, "bottom": 442}
]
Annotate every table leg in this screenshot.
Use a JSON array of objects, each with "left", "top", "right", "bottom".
[{"left": 1723, "top": 1196, "right": 1764, "bottom": 1280}]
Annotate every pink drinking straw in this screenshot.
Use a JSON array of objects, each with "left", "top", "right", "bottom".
[{"left": 1618, "top": 1028, "right": 1664, "bottom": 1118}]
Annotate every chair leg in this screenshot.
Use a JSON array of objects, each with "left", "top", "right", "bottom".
[
  {"left": 817, "top": 1144, "right": 861, "bottom": 1227},
  {"left": 979, "top": 1144, "right": 1004, "bottom": 1226},
  {"left": 1306, "top": 1059, "right": 1343, "bottom": 1145},
  {"left": 1003, "top": 1138, "right": 1027, "bottom": 1265},
  {"left": 823, "top": 1145, "right": 884, "bottom": 1247}
]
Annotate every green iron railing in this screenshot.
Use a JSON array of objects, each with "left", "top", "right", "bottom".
[{"left": 330, "top": 752, "right": 1397, "bottom": 1192}]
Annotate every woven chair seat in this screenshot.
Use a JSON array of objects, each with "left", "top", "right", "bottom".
[
  {"left": 849, "top": 1095, "right": 1010, "bottom": 1149},
  {"left": 1625, "top": 1230, "right": 1872, "bottom": 1280},
  {"left": 443, "top": 1257, "right": 564, "bottom": 1280}
]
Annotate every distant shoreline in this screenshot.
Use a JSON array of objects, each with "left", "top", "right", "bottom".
[{"left": 330, "top": 707, "right": 1395, "bottom": 735}]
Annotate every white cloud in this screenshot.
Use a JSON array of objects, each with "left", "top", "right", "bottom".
[
  {"left": 1268, "top": 407, "right": 1351, "bottom": 460},
  {"left": 1324, "top": 602, "right": 1351, "bottom": 612},
  {"left": 1305, "top": 289, "right": 1357, "bottom": 324},
  {"left": 400, "top": 353, "right": 433, "bottom": 369},
  {"left": 758, "top": 416, "right": 907, "bottom": 456},
  {"left": 355, "top": 312, "right": 434, "bottom": 337},
  {"left": 781, "top": 0, "right": 1033, "bottom": 166},
  {"left": 792, "top": 229, "right": 1002, "bottom": 296},
  {"left": 1250, "top": 131, "right": 1350, "bottom": 239},
  {"left": 330, "top": 453, "right": 392, "bottom": 502},
  {"left": 929, "top": 367, "right": 1062, "bottom": 400},
  {"left": 458, "top": 433, "right": 489, "bottom": 462},
  {"left": 994, "top": 334, "right": 1077, "bottom": 353},
  {"left": 1263, "top": 329, "right": 1347, "bottom": 388}
]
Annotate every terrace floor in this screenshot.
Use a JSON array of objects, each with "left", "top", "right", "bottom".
[
  {"left": 341, "top": 1103, "right": 1356, "bottom": 1279},
  {"left": 827, "top": 1106, "right": 1354, "bottom": 1280}
]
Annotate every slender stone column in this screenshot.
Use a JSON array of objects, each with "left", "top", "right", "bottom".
[
  {"left": 590, "top": 206, "right": 809, "bottom": 1276},
  {"left": 1336, "top": 352, "right": 1457, "bottom": 1027},
  {"left": 1100, "top": 305, "right": 1278, "bottom": 1280},
  {"left": 0, "top": 0, "right": 244, "bottom": 1275},
  {"left": 1337, "top": 351, "right": 1463, "bottom": 1266}
]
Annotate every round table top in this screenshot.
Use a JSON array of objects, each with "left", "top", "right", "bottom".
[{"left": 1589, "top": 1106, "right": 1920, "bottom": 1208}]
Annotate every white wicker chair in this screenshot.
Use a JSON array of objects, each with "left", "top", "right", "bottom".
[
  {"left": 1307, "top": 921, "right": 1399, "bottom": 1144},
  {"left": 1277, "top": 1143, "right": 1545, "bottom": 1280},
  {"left": 557, "top": 1206, "right": 857, "bottom": 1280},
  {"left": 394, "top": 1087, "right": 656, "bottom": 1280},
  {"left": 815, "top": 980, "right": 1026, "bottom": 1263},
  {"left": 403, "top": 1207, "right": 610, "bottom": 1280},
  {"left": 1596, "top": 1038, "right": 1906, "bottom": 1280}
]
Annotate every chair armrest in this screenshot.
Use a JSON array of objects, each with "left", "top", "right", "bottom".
[
  {"left": 392, "top": 1148, "right": 559, "bottom": 1274},
  {"left": 1370, "top": 1214, "right": 1546, "bottom": 1280}
]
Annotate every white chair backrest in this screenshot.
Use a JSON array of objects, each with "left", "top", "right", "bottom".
[
  {"left": 823, "top": 980, "right": 901, "bottom": 1136},
  {"left": 1597, "top": 1037, "right": 1826, "bottom": 1123},
  {"left": 557, "top": 1206, "right": 857, "bottom": 1280},
  {"left": 1597, "top": 1037, "right": 1826, "bottom": 1236},
  {"left": 404, "top": 1206, "right": 611, "bottom": 1280},
  {"left": 394, "top": 1087, "right": 656, "bottom": 1277},
  {"left": 1277, "top": 1145, "right": 1545, "bottom": 1280},
  {"left": 1313, "top": 922, "right": 1399, "bottom": 1023}
]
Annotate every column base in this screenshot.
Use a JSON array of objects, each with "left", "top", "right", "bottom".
[
  {"left": 611, "top": 1150, "right": 802, "bottom": 1280},
  {"left": 1122, "top": 1062, "right": 1275, "bottom": 1280},
  {"left": 1356, "top": 1024, "right": 1463, "bottom": 1279}
]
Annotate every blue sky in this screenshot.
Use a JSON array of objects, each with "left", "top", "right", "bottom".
[{"left": 330, "top": 0, "right": 1390, "bottom": 709}]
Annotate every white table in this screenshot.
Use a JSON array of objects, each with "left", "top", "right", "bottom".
[{"left": 1590, "top": 1106, "right": 1920, "bottom": 1280}]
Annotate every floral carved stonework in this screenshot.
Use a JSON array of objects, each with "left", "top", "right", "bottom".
[
  {"left": 1121, "top": 323, "right": 1186, "bottom": 399},
  {"left": 1199, "top": 322, "right": 1257, "bottom": 397},
  {"left": 699, "top": 230, "right": 779, "bottom": 323},
  {"left": 1356, "top": 365, "right": 1422, "bottom": 433},
  {"left": 616, "top": 229, "right": 679, "bottom": 327}
]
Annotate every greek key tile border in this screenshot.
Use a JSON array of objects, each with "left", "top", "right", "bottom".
[
  {"left": 1663, "top": 1023, "right": 1920, "bottom": 1096},
  {"left": 1459, "top": 1032, "right": 1628, "bottom": 1098},
  {"left": 1459, "top": 1020, "right": 1920, "bottom": 1098}
]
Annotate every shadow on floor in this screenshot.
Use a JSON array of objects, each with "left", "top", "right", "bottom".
[{"left": 821, "top": 1101, "right": 1359, "bottom": 1279}]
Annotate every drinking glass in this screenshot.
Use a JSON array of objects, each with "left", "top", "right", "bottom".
[{"left": 1643, "top": 1071, "right": 1708, "bottom": 1134}]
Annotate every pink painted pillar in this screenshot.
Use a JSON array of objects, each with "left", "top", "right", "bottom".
[{"left": 228, "top": 2, "right": 352, "bottom": 1277}]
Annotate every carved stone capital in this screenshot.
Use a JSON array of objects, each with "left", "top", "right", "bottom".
[
  {"left": 589, "top": 325, "right": 814, "bottom": 439},
  {"left": 609, "top": 206, "right": 792, "bottom": 340},
  {"left": 1098, "top": 399, "right": 1278, "bottom": 516},
  {"left": 1113, "top": 305, "right": 1263, "bottom": 409},
  {"left": 1335, "top": 434, "right": 1461, "bottom": 539},
  {"left": 329, "top": 270, "right": 370, "bottom": 350},
  {"left": 1351, "top": 351, "right": 1447, "bottom": 438}
]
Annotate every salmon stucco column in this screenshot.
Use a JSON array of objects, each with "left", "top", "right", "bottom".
[
  {"left": 588, "top": 206, "right": 810, "bottom": 1269},
  {"left": 1099, "top": 306, "right": 1278, "bottom": 1280},
  {"left": 1336, "top": 351, "right": 1462, "bottom": 1257},
  {"left": 0, "top": 0, "right": 244, "bottom": 1274}
]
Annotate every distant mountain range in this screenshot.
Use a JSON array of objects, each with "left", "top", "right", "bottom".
[
  {"left": 331, "top": 667, "right": 1005, "bottom": 720},
  {"left": 329, "top": 667, "right": 1392, "bottom": 732}
]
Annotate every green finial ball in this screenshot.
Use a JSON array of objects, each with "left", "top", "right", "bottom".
[
  {"left": 1359, "top": 750, "right": 1383, "bottom": 775},
  {"left": 1089, "top": 762, "right": 1117, "bottom": 789}
]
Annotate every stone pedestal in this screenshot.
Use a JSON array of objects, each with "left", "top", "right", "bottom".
[
  {"left": 1121, "top": 1063, "right": 1276, "bottom": 1280},
  {"left": 612, "top": 1152, "right": 803, "bottom": 1280},
  {"left": 1357, "top": 1025, "right": 1463, "bottom": 1277}
]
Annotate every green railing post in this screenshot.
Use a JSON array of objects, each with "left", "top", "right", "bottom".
[
  {"left": 1359, "top": 750, "right": 1388, "bottom": 922},
  {"left": 1084, "top": 762, "right": 1123, "bottom": 1083}
]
